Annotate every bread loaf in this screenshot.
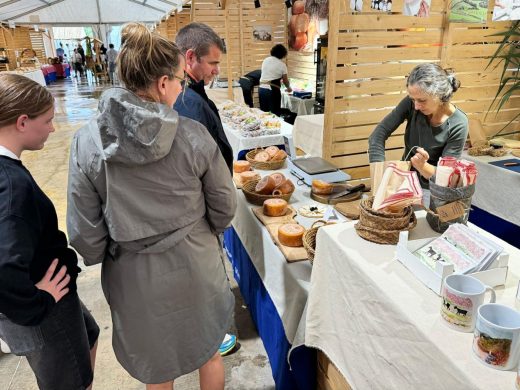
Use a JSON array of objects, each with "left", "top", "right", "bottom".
[
  {"left": 312, "top": 179, "right": 333, "bottom": 195},
  {"left": 265, "top": 146, "right": 280, "bottom": 158},
  {"left": 273, "top": 178, "right": 295, "bottom": 195},
  {"left": 240, "top": 171, "right": 260, "bottom": 185},
  {"left": 271, "top": 149, "right": 287, "bottom": 161},
  {"left": 270, "top": 172, "right": 286, "bottom": 187},
  {"left": 278, "top": 224, "right": 305, "bottom": 247},
  {"left": 254, "top": 151, "right": 270, "bottom": 162},
  {"left": 263, "top": 198, "right": 288, "bottom": 217}
]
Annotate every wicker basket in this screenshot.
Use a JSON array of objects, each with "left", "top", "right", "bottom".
[
  {"left": 303, "top": 220, "right": 329, "bottom": 265},
  {"left": 242, "top": 179, "right": 293, "bottom": 206},
  {"left": 355, "top": 197, "right": 417, "bottom": 244},
  {"left": 246, "top": 148, "right": 287, "bottom": 170}
]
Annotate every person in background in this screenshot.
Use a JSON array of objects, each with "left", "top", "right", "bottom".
[
  {"left": 67, "top": 22, "right": 236, "bottom": 390},
  {"left": 56, "top": 42, "right": 65, "bottom": 63},
  {"left": 174, "top": 22, "right": 233, "bottom": 172},
  {"left": 368, "top": 63, "right": 468, "bottom": 189},
  {"left": 77, "top": 44, "right": 86, "bottom": 65},
  {"left": 99, "top": 43, "right": 108, "bottom": 64},
  {"left": 73, "top": 48, "right": 84, "bottom": 78},
  {"left": 238, "top": 69, "right": 261, "bottom": 108},
  {"left": 0, "top": 73, "right": 99, "bottom": 390},
  {"left": 258, "top": 44, "right": 292, "bottom": 116},
  {"left": 106, "top": 43, "right": 118, "bottom": 84}
]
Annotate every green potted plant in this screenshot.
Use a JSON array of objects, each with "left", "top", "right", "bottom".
[{"left": 486, "top": 20, "right": 520, "bottom": 139}]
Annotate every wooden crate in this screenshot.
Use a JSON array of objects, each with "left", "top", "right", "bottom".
[{"left": 317, "top": 351, "right": 353, "bottom": 390}]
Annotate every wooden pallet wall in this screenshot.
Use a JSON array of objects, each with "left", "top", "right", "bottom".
[
  {"left": 324, "top": 0, "right": 519, "bottom": 180},
  {"left": 156, "top": 8, "right": 192, "bottom": 40}
]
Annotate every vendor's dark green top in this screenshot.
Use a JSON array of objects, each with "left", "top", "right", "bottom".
[{"left": 368, "top": 96, "right": 468, "bottom": 188}]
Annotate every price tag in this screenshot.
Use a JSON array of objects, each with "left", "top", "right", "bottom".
[{"left": 436, "top": 201, "right": 465, "bottom": 222}]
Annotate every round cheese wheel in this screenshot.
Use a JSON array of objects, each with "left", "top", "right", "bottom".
[
  {"left": 274, "top": 179, "right": 295, "bottom": 195},
  {"left": 263, "top": 198, "right": 288, "bottom": 217},
  {"left": 270, "top": 172, "right": 286, "bottom": 187},
  {"left": 255, "top": 175, "right": 276, "bottom": 195},
  {"left": 233, "top": 160, "right": 251, "bottom": 173},
  {"left": 240, "top": 171, "right": 260, "bottom": 185},
  {"left": 312, "top": 179, "right": 334, "bottom": 195},
  {"left": 278, "top": 223, "right": 305, "bottom": 247},
  {"left": 271, "top": 149, "right": 287, "bottom": 161},
  {"left": 265, "top": 146, "right": 280, "bottom": 158},
  {"left": 254, "top": 151, "right": 270, "bottom": 162}
]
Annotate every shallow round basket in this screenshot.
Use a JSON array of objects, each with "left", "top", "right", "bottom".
[
  {"left": 242, "top": 179, "right": 293, "bottom": 206},
  {"left": 303, "top": 220, "right": 328, "bottom": 265},
  {"left": 246, "top": 149, "right": 287, "bottom": 170}
]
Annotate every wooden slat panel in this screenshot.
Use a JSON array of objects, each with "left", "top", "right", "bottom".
[
  {"left": 333, "top": 109, "right": 393, "bottom": 128},
  {"left": 332, "top": 135, "right": 404, "bottom": 156},
  {"left": 336, "top": 62, "right": 424, "bottom": 80},
  {"left": 335, "top": 79, "right": 406, "bottom": 97},
  {"left": 341, "top": 14, "right": 444, "bottom": 29},
  {"left": 337, "top": 46, "right": 441, "bottom": 64},
  {"left": 334, "top": 93, "right": 406, "bottom": 111},
  {"left": 341, "top": 165, "right": 371, "bottom": 180},
  {"left": 338, "top": 30, "right": 443, "bottom": 47},
  {"left": 332, "top": 123, "right": 406, "bottom": 142},
  {"left": 331, "top": 148, "right": 404, "bottom": 169}
]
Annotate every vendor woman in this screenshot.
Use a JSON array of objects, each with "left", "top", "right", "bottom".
[
  {"left": 259, "top": 44, "right": 292, "bottom": 116},
  {"left": 368, "top": 63, "right": 468, "bottom": 188}
]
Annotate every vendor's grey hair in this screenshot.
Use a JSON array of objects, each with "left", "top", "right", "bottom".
[
  {"left": 407, "top": 63, "right": 461, "bottom": 102},
  {"left": 175, "top": 22, "right": 225, "bottom": 59}
]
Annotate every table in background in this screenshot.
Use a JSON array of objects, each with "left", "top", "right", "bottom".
[
  {"left": 6, "top": 69, "right": 46, "bottom": 86},
  {"left": 223, "top": 121, "right": 293, "bottom": 160},
  {"left": 281, "top": 92, "right": 316, "bottom": 115},
  {"left": 223, "top": 167, "right": 320, "bottom": 389},
  {"left": 462, "top": 151, "right": 520, "bottom": 248},
  {"left": 304, "top": 213, "right": 519, "bottom": 389},
  {"left": 206, "top": 86, "right": 245, "bottom": 105},
  {"left": 292, "top": 114, "right": 324, "bottom": 157}
]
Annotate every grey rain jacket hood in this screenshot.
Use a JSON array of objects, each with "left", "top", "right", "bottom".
[
  {"left": 97, "top": 87, "right": 178, "bottom": 166},
  {"left": 67, "top": 87, "right": 237, "bottom": 264}
]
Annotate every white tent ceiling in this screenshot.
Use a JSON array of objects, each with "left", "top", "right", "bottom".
[{"left": 0, "top": 0, "right": 184, "bottom": 25}]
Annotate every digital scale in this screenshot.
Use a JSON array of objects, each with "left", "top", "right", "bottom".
[{"left": 283, "top": 135, "right": 350, "bottom": 186}]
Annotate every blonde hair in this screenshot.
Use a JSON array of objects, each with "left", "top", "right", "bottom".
[
  {"left": 118, "top": 22, "right": 182, "bottom": 93},
  {"left": 0, "top": 73, "right": 54, "bottom": 127}
]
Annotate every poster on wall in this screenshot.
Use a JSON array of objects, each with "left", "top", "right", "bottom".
[
  {"left": 288, "top": 0, "right": 329, "bottom": 52},
  {"left": 403, "top": 0, "right": 431, "bottom": 17},
  {"left": 449, "top": 0, "right": 489, "bottom": 23},
  {"left": 371, "top": 0, "right": 392, "bottom": 12},
  {"left": 253, "top": 26, "right": 272, "bottom": 41},
  {"left": 492, "top": 0, "right": 520, "bottom": 21},
  {"left": 350, "top": 0, "right": 363, "bottom": 11}
]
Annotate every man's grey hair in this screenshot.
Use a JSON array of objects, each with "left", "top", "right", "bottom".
[
  {"left": 407, "top": 63, "right": 460, "bottom": 103},
  {"left": 175, "top": 22, "right": 226, "bottom": 58}
]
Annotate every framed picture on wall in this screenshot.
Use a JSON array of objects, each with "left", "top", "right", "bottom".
[
  {"left": 492, "top": 0, "right": 520, "bottom": 21},
  {"left": 253, "top": 26, "right": 272, "bottom": 41},
  {"left": 403, "top": 0, "right": 431, "bottom": 17},
  {"left": 449, "top": 0, "right": 489, "bottom": 23}
]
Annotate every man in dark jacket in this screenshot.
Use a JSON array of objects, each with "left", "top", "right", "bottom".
[
  {"left": 173, "top": 22, "right": 237, "bottom": 357},
  {"left": 174, "top": 22, "right": 233, "bottom": 173}
]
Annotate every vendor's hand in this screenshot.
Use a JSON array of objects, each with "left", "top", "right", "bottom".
[
  {"left": 35, "top": 259, "right": 70, "bottom": 303},
  {"left": 286, "top": 87, "right": 293, "bottom": 93},
  {"left": 410, "top": 147, "right": 430, "bottom": 171}
]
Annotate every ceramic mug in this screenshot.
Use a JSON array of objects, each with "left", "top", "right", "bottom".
[
  {"left": 473, "top": 303, "right": 520, "bottom": 370},
  {"left": 440, "top": 274, "right": 496, "bottom": 332}
]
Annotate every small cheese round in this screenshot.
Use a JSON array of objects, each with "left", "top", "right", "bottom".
[
  {"left": 312, "top": 179, "right": 334, "bottom": 195},
  {"left": 255, "top": 175, "right": 276, "bottom": 195},
  {"left": 278, "top": 224, "right": 305, "bottom": 247},
  {"left": 271, "top": 149, "right": 287, "bottom": 161},
  {"left": 265, "top": 146, "right": 280, "bottom": 158},
  {"left": 240, "top": 171, "right": 260, "bottom": 184},
  {"left": 263, "top": 198, "right": 288, "bottom": 217},
  {"left": 270, "top": 172, "right": 286, "bottom": 187},
  {"left": 233, "top": 160, "right": 251, "bottom": 173},
  {"left": 273, "top": 178, "right": 295, "bottom": 195},
  {"left": 254, "top": 151, "right": 271, "bottom": 162}
]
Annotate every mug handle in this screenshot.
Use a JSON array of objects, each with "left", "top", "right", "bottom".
[{"left": 485, "top": 285, "right": 496, "bottom": 303}]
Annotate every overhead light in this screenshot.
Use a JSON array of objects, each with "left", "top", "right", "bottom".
[{"left": 254, "top": 0, "right": 261, "bottom": 8}]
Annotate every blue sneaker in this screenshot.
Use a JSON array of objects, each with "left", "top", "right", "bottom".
[{"left": 219, "top": 333, "right": 237, "bottom": 356}]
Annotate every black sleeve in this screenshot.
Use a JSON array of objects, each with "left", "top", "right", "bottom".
[{"left": 0, "top": 215, "right": 55, "bottom": 326}]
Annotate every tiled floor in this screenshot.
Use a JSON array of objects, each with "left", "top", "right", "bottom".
[{"left": 0, "top": 75, "right": 275, "bottom": 390}]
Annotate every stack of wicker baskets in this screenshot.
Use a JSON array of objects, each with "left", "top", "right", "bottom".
[
  {"left": 354, "top": 197, "right": 416, "bottom": 245},
  {"left": 246, "top": 149, "right": 286, "bottom": 170}
]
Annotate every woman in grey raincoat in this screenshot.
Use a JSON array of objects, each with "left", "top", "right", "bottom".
[{"left": 66, "top": 23, "right": 236, "bottom": 390}]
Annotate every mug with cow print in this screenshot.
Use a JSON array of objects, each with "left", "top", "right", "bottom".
[{"left": 440, "top": 274, "right": 496, "bottom": 332}]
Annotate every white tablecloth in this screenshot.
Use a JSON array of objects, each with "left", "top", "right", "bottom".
[
  {"left": 230, "top": 167, "right": 329, "bottom": 350},
  {"left": 462, "top": 151, "right": 520, "bottom": 226},
  {"left": 281, "top": 92, "right": 316, "bottom": 115},
  {"left": 223, "top": 121, "right": 293, "bottom": 159},
  {"left": 5, "top": 69, "right": 46, "bottom": 86},
  {"left": 303, "top": 213, "right": 519, "bottom": 389},
  {"left": 292, "top": 114, "right": 324, "bottom": 157},
  {"left": 205, "top": 86, "right": 244, "bottom": 105}
]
